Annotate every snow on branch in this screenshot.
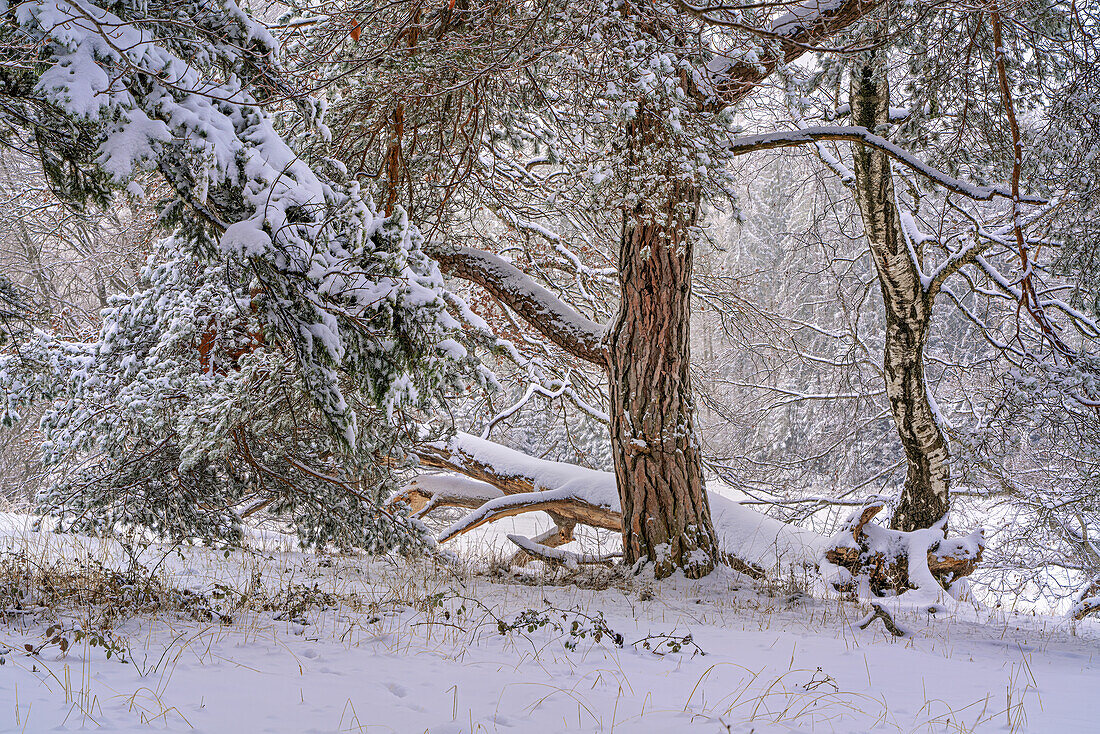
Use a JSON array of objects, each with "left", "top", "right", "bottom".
[
  {"left": 436, "top": 489, "right": 620, "bottom": 543},
  {"left": 481, "top": 379, "right": 568, "bottom": 440},
  {"left": 692, "top": 0, "right": 884, "bottom": 107},
  {"left": 430, "top": 245, "right": 607, "bottom": 365},
  {"left": 3, "top": 0, "right": 467, "bottom": 441},
  {"left": 505, "top": 534, "right": 621, "bottom": 569},
  {"left": 415, "top": 431, "right": 614, "bottom": 499},
  {"left": 728, "top": 127, "right": 1045, "bottom": 204},
  {"left": 389, "top": 475, "right": 504, "bottom": 518},
  {"left": 973, "top": 255, "right": 1100, "bottom": 339}
]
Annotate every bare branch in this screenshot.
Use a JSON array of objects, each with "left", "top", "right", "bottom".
[
  {"left": 437, "top": 491, "right": 620, "bottom": 543},
  {"left": 728, "top": 127, "right": 1044, "bottom": 204},
  {"left": 505, "top": 533, "right": 621, "bottom": 568},
  {"left": 698, "top": 0, "right": 888, "bottom": 108}
]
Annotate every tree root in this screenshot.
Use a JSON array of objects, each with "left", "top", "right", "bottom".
[
  {"left": 1070, "top": 578, "right": 1100, "bottom": 621},
  {"left": 857, "top": 602, "right": 909, "bottom": 637}
]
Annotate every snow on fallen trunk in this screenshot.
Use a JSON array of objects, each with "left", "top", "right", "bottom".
[
  {"left": 435, "top": 484, "right": 621, "bottom": 541},
  {"left": 708, "top": 492, "right": 825, "bottom": 574},
  {"left": 417, "top": 432, "right": 614, "bottom": 503},
  {"left": 821, "top": 504, "right": 984, "bottom": 609},
  {"left": 1070, "top": 577, "right": 1100, "bottom": 621},
  {"left": 411, "top": 433, "right": 826, "bottom": 577}
]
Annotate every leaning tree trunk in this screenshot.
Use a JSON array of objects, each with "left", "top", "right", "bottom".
[
  {"left": 850, "top": 51, "right": 950, "bottom": 532},
  {"left": 606, "top": 109, "right": 719, "bottom": 579}
]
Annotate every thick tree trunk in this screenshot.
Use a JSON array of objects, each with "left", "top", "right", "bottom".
[
  {"left": 850, "top": 53, "right": 950, "bottom": 532},
  {"left": 606, "top": 110, "right": 718, "bottom": 579}
]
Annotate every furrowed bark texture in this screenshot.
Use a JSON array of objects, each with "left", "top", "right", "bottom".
[
  {"left": 850, "top": 52, "right": 950, "bottom": 532},
  {"left": 607, "top": 108, "right": 718, "bottom": 580},
  {"left": 601, "top": 0, "right": 887, "bottom": 575}
]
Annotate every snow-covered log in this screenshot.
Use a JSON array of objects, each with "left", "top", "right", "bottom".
[
  {"left": 435, "top": 489, "right": 621, "bottom": 541},
  {"left": 405, "top": 435, "right": 987, "bottom": 592},
  {"left": 388, "top": 473, "right": 597, "bottom": 570},
  {"left": 1070, "top": 578, "right": 1100, "bottom": 621},
  {"left": 415, "top": 432, "right": 612, "bottom": 498},
  {"left": 407, "top": 433, "right": 825, "bottom": 579},
  {"left": 822, "top": 505, "right": 984, "bottom": 596}
]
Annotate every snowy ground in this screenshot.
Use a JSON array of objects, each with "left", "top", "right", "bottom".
[{"left": 0, "top": 512, "right": 1097, "bottom": 734}]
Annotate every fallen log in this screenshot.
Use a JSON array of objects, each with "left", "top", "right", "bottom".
[
  {"left": 436, "top": 490, "right": 621, "bottom": 542},
  {"left": 823, "top": 505, "right": 983, "bottom": 596},
  {"left": 405, "top": 435, "right": 985, "bottom": 593},
  {"left": 401, "top": 433, "right": 823, "bottom": 581},
  {"left": 413, "top": 437, "right": 595, "bottom": 497},
  {"left": 393, "top": 471, "right": 768, "bottom": 576},
  {"left": 410, "top": 443, "right": 600, "bottom": 546},
  {"left": 402, "top": 445, "right": 986, "bottom": 595},
  {"left": 387, "top": 474, "right": 589, "bottom": 566},
  {"left": 1070, "top": 578, "right": 1100, "bottom": 621}
]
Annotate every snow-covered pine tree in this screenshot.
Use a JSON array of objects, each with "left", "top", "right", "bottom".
[
  {"left": 1, "top": 230, "right": 469, "bottom": 549},
  {"left": 0, "top": 0, "right": 483, "bottom": 547}
]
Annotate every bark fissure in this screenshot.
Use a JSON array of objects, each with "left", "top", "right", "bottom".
[{"left": 608, "top": 107, "right": 718, "bottom": 579}]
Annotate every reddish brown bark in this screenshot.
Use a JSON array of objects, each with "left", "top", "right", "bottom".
[
  {"left": 382, "top": 103, "right": 404, "bottom": 217},
  {"left": 606, "top": 104, "right": 718, "bottom": 579}
]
